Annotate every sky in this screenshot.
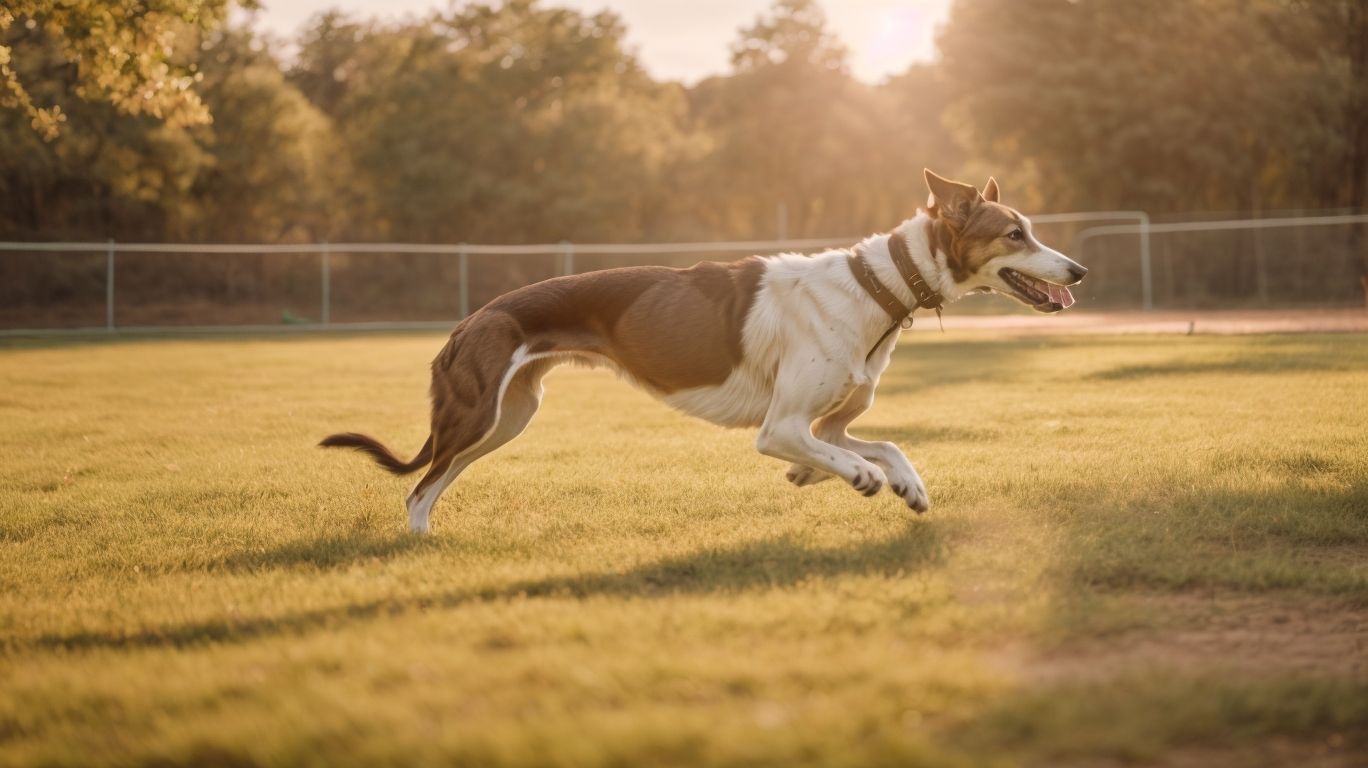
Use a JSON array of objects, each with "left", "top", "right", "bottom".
[{"left": 242, "top": 0, "right": 954, "bottom": 84}]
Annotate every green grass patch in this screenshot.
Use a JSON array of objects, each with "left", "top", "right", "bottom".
[{"left": 1, "top": 332, "right": 1366, "bottom": 766}]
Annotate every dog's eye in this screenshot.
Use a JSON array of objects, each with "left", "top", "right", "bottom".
[{"left": 1006, "top": 229, "right": 1024, "bottom": 241}]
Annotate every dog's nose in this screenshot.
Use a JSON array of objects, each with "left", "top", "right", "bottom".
[{"left": 1068, "top": 264, "right": 1088, "bottom": 283}]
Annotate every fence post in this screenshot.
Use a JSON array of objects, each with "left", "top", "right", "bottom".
[
  {"left": 1138, "top": 213, "right": 1154, "bottom": 312},
  {"left": 105, "top": 238, "right": 115, "bottom": 332},
  {"left": 1253, "top": 225, "right": 1269, "bottom": 305},
  {"left": 1294, "top": 219, "right": 1307, "bottom": 300},
  {"left": 458, "top": 244, "right": 470, "bottom": 318},
  {"left": 561, "top": 241, "right": 574, "bottom": 276},
  {"left": 318, "top": 239, "right": 332, "bottom": 323}
]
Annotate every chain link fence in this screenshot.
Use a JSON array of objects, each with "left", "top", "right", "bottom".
[
  {"left": 1067, "top": 211, "right": 1368, "bottom": 311},
  {"left": 2, "top": 211, "right": 1365, "bottom": 336}
]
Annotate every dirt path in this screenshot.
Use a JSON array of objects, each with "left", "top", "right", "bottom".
[
  {"left": 906, "top": 308, "right": 1368, "bottom": 336},
  {"left": 994, "top": 594, "right": 1368, "bottom": 684}
]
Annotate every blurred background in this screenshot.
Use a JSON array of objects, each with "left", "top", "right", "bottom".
[{"left": 1, "top": 0, "right": 1366, "bottom": 330}]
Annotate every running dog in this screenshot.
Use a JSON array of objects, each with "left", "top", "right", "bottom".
[{"left": 322, "top": 171, "right": 1087, "bottom": 533}]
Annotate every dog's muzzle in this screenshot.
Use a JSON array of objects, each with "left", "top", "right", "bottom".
[{"left": 999, "top": 268, "right": 1077, "bottom": 313}]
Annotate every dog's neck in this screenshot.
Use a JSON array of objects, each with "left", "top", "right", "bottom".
[{"left": 857, "top": 210, "right": 967, "bottom": 318}]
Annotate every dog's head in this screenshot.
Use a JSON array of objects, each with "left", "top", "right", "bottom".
[{"left": 923, "top": 170, "right": 1086, "bottom": 313}]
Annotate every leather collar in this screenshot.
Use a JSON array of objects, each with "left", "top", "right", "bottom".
[
  {"left": 846, "top": 229, "right": 944, "bottom": 325},
  {"left": 846, "top": 250, "right": 910, "bottom": 323},
  {"left": 889, "top": 229, "right": 944, "bottom": 312}
]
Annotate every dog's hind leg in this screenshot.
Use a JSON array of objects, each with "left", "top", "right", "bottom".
[
  {"left": 785, "top": 463, "right": 834, "bottom": 487},
  {"left": 405, "top": 355, "right": 553, "bottom": 533}
]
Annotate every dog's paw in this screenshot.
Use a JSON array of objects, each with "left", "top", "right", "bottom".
[
  {"left": 786, "top": 464, "right": 832, "bottom": 487},
  {"left": 850, "top": 465, "right": 886, "bottom": 497},
  {"left": 889, "top": 477, "right": 930, "bottom": 514}
]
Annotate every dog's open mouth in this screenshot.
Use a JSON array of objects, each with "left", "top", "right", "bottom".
[{"left": 999, "top": 268, "right": 1076, "bottom": 313}]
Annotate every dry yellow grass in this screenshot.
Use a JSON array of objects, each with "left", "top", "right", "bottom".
[{"left": 1, "top": 331, "right": 1365, "bottom": 766}]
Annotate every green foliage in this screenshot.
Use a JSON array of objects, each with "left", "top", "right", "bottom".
[
  {"left": 1, "top": 0, "right": 1366, "bottom": 249},
  {"left": 0, "top": 0, "right": 239, "bottom": 139},
  {"left": 194, "top": 28, "right": 340, "bottom": 242},
  {"left": 291, "top": 1, "right": 691, "bottom": 242},
  {"left": 938, "top": 0, "right": 1359, "bottom": 213},
  {"left": 730, "top": 0, "right": 847, "bottom": 72},
  {"left": 0, "top": 22, "right": 337, "bottom": 242},
  {"left": 688, "top": 0, "right": 894, "bottom": 239}
]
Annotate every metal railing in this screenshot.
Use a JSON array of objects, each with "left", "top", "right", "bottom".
[
  {"left": 0, "top": 211, "right": 1181, "bottom": 336},
  {"left": 1022, "top": 210, "right": 1153, "bottom": 310},
  {"left": 1074, "top": 213, "right": 1368, "bottom": 311},
  {"left": 0, "top": 236, "right": 866, "bottom": 335}
]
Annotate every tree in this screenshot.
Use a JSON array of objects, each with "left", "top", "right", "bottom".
[
  {"left": 0, "top": 22, "right": 210, "bottom": 240},
  {"left": 193, "top": 27, "right": 341, "bottom": 242},
  {"left": 1291, "top": 0, "right": 1368, "bottom": 213},
  {"left": 0, "top": 22, "right": 338, "bottom": 243},
  {"left": 729, "top": 0, "right": 847, "bottom": 72},
  {"left": 686, "top": 0, "right": 895, "bottom": 239},
  {"left": 291, "top": 1, "right": 690, "bottom": 243},
  {"left": 0, "top": 1, "right": 239, "bottom": 139},
  {"left": 877, "top": 63, "right": 964, "bottom": 221},
  {"left": 936, "top": 0, "right": 1346, "bottom": 214}
]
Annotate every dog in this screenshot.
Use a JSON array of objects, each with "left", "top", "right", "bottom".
[{"left": 322, "top": 170, "right": 1087, "bottom": 533}]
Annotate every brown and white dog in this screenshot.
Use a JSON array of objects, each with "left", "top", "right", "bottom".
[{"left": 322, "top": 171, "right": 1087, "bottom": 533}]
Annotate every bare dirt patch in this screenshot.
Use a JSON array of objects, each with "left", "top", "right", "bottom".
[
  {"left": 913, "top": 309, "right": 1368, "bottom": 336},
  {"left": 1157, "top": 740, "right": 1365, "bottom": 768},
  {"left": 1063, "top": 738, "right": 1365, "bottom": 768},
  {"left": 996, "top": 593, "right": 1368, "bottom": 683}
]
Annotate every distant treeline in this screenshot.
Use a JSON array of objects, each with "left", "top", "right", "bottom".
[{"left": 2, "top": 0, "right": 1365, "bottom": 246}]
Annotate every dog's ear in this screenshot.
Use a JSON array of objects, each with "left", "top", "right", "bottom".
[
  {"left": 924, "top": 169, "right": 982, "bottom": 226},
  {"left": 983, "top": 177, "right": 1000, "bottom": 203}
]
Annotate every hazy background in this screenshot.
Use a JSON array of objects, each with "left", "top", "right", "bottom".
[
  {"left": 242, "top": 0, "right": 953, "bottom": 83},
  {"left": 2, "top": 0, "right": 1366, "bottom": 325}
]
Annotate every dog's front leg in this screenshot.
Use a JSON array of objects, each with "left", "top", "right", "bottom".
[
  {"left": 756, "top": 361, "right": 887, "bottom": 497},
  {"left": 811, "top": 386, "right": 930, "bottom": 513},
  {"left": 828, "top": 434, "right": 929, "bottom": 513}
]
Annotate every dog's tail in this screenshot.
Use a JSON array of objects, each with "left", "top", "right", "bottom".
[{"left": 318, "top": 432, "right": 433, "bottom": 476}]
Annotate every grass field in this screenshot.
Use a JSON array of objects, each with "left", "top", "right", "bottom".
[{"left": 1, "top": 331, "right": 1366, "bottom": 767}]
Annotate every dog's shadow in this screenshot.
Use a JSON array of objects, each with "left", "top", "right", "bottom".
[
  {"left": 215, "top": 530, "right": 436, "bottom": 573},
  {"left": 34, "top": 521, "right": 944, "bottom": 653},
  {"left": 532, "top": 521, "right": 944, "bottom": 598}
]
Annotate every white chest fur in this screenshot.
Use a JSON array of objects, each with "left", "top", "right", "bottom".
[{"left": 657, "top": 251, "right": 888, "bottom": 428}]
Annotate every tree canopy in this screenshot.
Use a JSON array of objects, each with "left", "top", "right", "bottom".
[
  {"left": 1, "top": 0, "right": 1365, "bottom": 244},
  {"left": 0, "top": 0, "right": 240, "bottom": 139}
]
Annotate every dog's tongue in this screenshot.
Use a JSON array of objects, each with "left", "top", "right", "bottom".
[{"left": 1048, "top": 284, "right": 1075, "bottom": 309}]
